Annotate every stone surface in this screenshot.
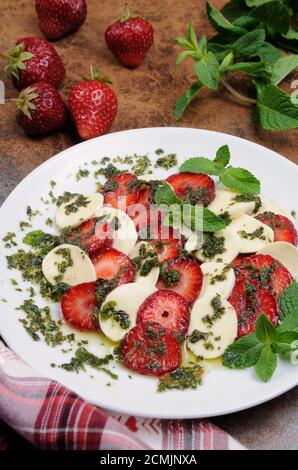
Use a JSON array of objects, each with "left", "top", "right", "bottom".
[{"left": 0, "top": 0, "right": 297, "bottom": 450}]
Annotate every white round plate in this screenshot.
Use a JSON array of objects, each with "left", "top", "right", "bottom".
[{"left": 0, "top": 128, "right": 297, "bottom": 419}]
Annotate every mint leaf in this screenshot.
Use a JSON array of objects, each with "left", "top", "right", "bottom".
[
  {"left": 272, "top": 331, "right": 298, "bottom": 357},
  {"left": 246, "top": 0, "right": 272, "bottom": 6},
  {"left": 255, "top": 314, "right": 277, "bottom": 344},
  {"left": 255, "top": 344, "right": 277, "bottom": 382},
  {"left": 220, "top": 167, "right": 261, "bottom": 194},
  {"left": 277, "top": 311, "right": 298, "bottom": 333},
  {"left": 23, "top": 230, "right": 47, "bottom": 247},
  {"left": 224, "top": 61, "right": 271, "bottom": 78},
  {"left": 256, "top": 85, "right": 298, "bottom": 130},
  {"left": 278, "top": 281, "right": 298, "bottom": 320},
  {"left": 201, "top": 207, "right": 227, "bottom": 232},
  {"left": 154, "top": 182, "right": 182, "bottom": 206},
  {"left": 251, "top": 1, "right": 291, "bottom": 35},
  {"left": 221, "top": 0, "right": 250, "bottom": 21},
  {"left": 271, "top": 55, "right": 298, "bottom": 85},
  {"left": 214, "top": 144, "right": 230, "bottom": 169},
  {"left": 195, "top": 52, "right": 219, "bottom": 90},
  {"left": 179, "top": 157, "right": 221, "bottom": 175},
  {"left": 274, "top": 29, "right": 298, "bottom": 54},
  {"left": 231, "top": 29, "right": 266, "bottom": 57},
  {"left": 175, "top": 82, "right": 201, "bottom": 120},
  {"left": 223, "top": 333, "right": 264, "bottom": 369},
  {"left": 165, "top": 205, "right": 226, "bottom": 233},
  {"left": 256, "top": 42, "right": 282, "bottom": 65},
  {"left": 206, "top": 2, "right": 247, "bottom": 35}
]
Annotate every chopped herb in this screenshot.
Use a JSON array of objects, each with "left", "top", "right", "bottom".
[
  {"left": 94, "top": 163, "right": 120, "bottom": 179},
  {"left": 18, "top": 299, "right": 75, "bottom": 346},
  {"left": 155, "top": 148, "right": 164, "bottom": 155},
  {"left": 50, "top": 180, "right": 56, "bottom": 189},
  {"left": 158, "top": 365, "right": 203, "bottom": 392},
  {"left": 59, "top": 347, "right": 116, "bottom": 379},
  {"left": 26, "top": 206, "right": 41, "bottom": 219},
  {"left": 102, "top": 179, "right": 118, "bottom": 195},
  {"left": 64, "top": 195, "right": 90, "bottom": 215},
  {"left": 2, "top": 232, "right": 17, "bottom": 248},
  {"left": 19, "top": 221, "right": 31, "bottom": 231},
  {"left": 1, "top": 298, "right": 7, "bottom": 303},
  {"left": 45, "top": 218, "right": 53, "bottom": 227},
  {"left": 201, "top": 233, "right": 225, "bottom": 259},
  {"left": 202, "top": 295, "right": 226, "bottom": 327},
  {"left": 155, "top": 153, "right": 177, "bottom": 170},
  {"left": 160, "top": 262, "right": 181, "bottom": 286},
  {"left": 75, "top": 168, "right": 90, "bottom": 181},
  {"left": 210, "top": 265, "right": 231, "bottom": 285},
  {"left": 140, "top": 257, "right": 159, "bottom": 276},
  {"left": 132, "top": 154, "right": 152, "bottom": 176},
  {"left": 189, "top": 329, "right": 210, "bottom": 343},
  {"left": 54, "top": 247, "right": 73, "bottom": 283},
  {"left": 238, "top": 227, "right": 265, "bottom": 240},
  {"left": 219, "top": 211, "right": 232, "bottom": 226},
  {"left": 100, "top": 301, "right": 131, "bottom": 330}
]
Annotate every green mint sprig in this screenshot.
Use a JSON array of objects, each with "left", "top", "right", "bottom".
[
  {"left": 175, "top": 1, "right": 298, "bottom": 131},
  {"left": 223, "top": 281, "right": 298, "bottom": 382},
  {"left": 180, "top": 144, "right": 261, "bottom": 194},
  {"left": 154, "top": 181, "right": 226, "bottom": 232}
]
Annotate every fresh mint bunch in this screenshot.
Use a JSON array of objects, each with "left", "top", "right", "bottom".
[
  {"left": 180, "top": 144, "right": 261, "bottom": 194},
  {"left": 223, "top": 281, "right": 298, "bottom": 382},
  {"left": 175, "top": 1, "right": 298, "bottom": 130}
]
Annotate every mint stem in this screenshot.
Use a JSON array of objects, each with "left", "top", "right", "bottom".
[{"left": 220, "top": 78, "right": 257, "bottom": 105}]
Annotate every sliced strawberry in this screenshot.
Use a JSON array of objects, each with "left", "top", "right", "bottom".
[
  {"left": 157, "top": 257, "right": 203, "bottom": 304},
  {"left": 166, "top": 172, "right": 215, "bottom": 207},
  {"left": 231, "top": 254, "right": 249, "bottom": 268},
  {"left": 61, "top": 282, "right": 97, "bottom": 331},
  {"left": 128, "top": 205, "right": 165, "bottom": 239},
  {"left": 136, "top": 186, "right": 152, "bottom": 206},
  {"left": 137, "top": 290, "right": 190, "bottom": 335},
  {"left": 149, "top": 236, "right": 183, "bottom": 263},
  {"left": 102, "top": 173, "right": 139, "bottom": 211},
  {"left": 91, "top": 248, "right": 135, "bottom": 285},
  {"left": 228, "top": 279, "right": 279, "bottom": 337},
  {"left": 255, "top": 212, "right": 298, "bottom": 246},
  {"left": 121, "top": 321, "right": 181, "bottom": 376},
  {"left": 233, "top": 254, "right": 293, "bottom": 297},
  {"left": 66, "top": 217, "right": 113, "bottom": 257}
]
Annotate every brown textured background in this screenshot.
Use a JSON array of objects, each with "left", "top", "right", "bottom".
[{"left": 0, "top": 0, "right": 297, "bottom": 450}]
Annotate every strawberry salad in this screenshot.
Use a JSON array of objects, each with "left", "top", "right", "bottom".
[{"left": 7, "top": 145, "right": 298, "bottom": 389}]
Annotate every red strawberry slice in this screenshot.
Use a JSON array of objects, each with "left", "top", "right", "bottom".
[
  {"left": 128, "top": 205, "right": 165, "bottom": 238},
  {"left": 157, "top": 257, "right": 203, "bottom": 304},
  {"left": 137, "top": 290, "right": 190, "bottom": 335},
  {"left": 233, "top": 254, "right": 293, "bottom": 297},
  {"left": 149, "top": 236, "right": 183, "bottom": 263},
  {"left": 103, "top": 173, "right": 139, "bottom": 211},
  {"left": 61, "top": 282, "right": 97, "bottom": 331},
  {"left": 228, "top": 280, "right": 279, "bottom": 337},
  {"left": 91, "top": 248, "right": 135, "bottom": 285},
  {"left": 66, "top": 217, "right": 113, "bottom": 257},
  {"left": 121, "top": 321, "right": 181, "bottom": 376},
  {"left": 136, "top": 186, "right": 152, "bottom": 206},
  {"left": 166, "top": 172, "right": 215, "bottom": 207},
  {"left": 255, "top": 212, "right": 298, "bottom": 246}
]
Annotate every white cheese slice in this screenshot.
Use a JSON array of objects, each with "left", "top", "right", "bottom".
[
  {"left": 42, "top": 244, "right": 96, "bottom": 286},
  {"left": 199, "top": 262, "right": 235, "bottom": 300},
  {"left": 139, "top": 174, "right": 161, "bottom": 182},
  {"left": 187, "top": 295, "right": 237, "bottom": 359},
  {"left": 229, "top": 214, "right": 274, "bottom": 253},
  {"left": 129, "top": 242, "right": 160, "bottom": 285},
  {"left": 56, "top": 193, "right": 103, "bottom": 229},
  {"left": 98, "top": 282, "right": 157, "bottom": 342},
  {"left": 94, "top": 206, "right": 138, "bottom": 256},
  {"left": 208, "top": 189, "right": 256, "bottom": 219},
  {"left": 195, "top": 228, "right": 242, "bottom": 264},
  {"left": 256, "top": 198, "right": 296, "bottom": 224},
  {"left": 257, "top": 241, "right": 298, "bottom": 277}
]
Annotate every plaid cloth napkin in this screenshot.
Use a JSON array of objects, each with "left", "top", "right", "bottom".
[{"left": 0, "top": 340, "right": 244, "bottom": 450}]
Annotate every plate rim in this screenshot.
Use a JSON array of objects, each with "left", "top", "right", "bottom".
[{"left": 0, "top": 127, "right": 297, "bottom": 419}]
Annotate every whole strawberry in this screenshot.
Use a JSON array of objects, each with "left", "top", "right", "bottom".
[
  {"left": 35, "top": 0, "right": 87, "bottom": 40},
  {"left": 15, "top": 81, "right": 67, "bottom": 135},
  {"left": 5, "top": 37, "right": 65, "bottom": 91},
  {"left": 105, "top": 5, "right": 154, "bottom": 68},
  {"left": 68, "top": 67, "right": 118, "bottom": 140}
]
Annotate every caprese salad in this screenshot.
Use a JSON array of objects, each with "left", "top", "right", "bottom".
[{"left": 6, "top": 145, "right": 298, "bottom": 389}]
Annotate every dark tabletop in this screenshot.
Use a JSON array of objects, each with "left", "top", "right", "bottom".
[{"left": 0, "top": 0, "right": 297, "bottom": 450}]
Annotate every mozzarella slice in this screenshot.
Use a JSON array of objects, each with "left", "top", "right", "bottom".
[
  {"left": 42, "top": 244, "right": 96, "bottom": 286},
  {"left": 98, "top": 282, "right": 157, "bottom": 342},
  {"left": 139, "top": 174, "right": 160, "bottom": 182},
  {"left": 56, "top": 193, "right": 103, "bottom": 229},
  {"left": 229, "top": 214, "right": 274, "bottom": 253},
  {"left": 94, "top": 206, "right": 137, "bottom": 256},
  {"left": 208, "top": 189, "right": 256, "bottom": 219},
  {"left": 187, "top": 296, "right": 237, "bottom": 359},
  {"left": 195, "top": 228, "right": 241, "bottom": 263},
  {"left": 199, "top": 263, "right": 235, "bottom": 300},
  {"left": 129, "top": 242, "right": 160, "bottom": 286},
  {"left": 258, "top": 242, "right": 298, "bottom": 277},
  {"left": 256, "top": 198, "right": 296, "bottom": 224}
]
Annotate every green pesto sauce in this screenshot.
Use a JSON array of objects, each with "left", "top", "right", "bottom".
[
  {"left": 158, "top": 365, "right": 203, "bottom": 392},
  {"left": 201, "top": 233, "right": 225, "bottom": 259}
]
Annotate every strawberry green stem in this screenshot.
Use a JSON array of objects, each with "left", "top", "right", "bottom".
[
  {"left": 120, "top": 3, "right": 131, "bottom": 22},
  {"left": 220, "top": 78, "right": 257, "bottom": 105}
]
